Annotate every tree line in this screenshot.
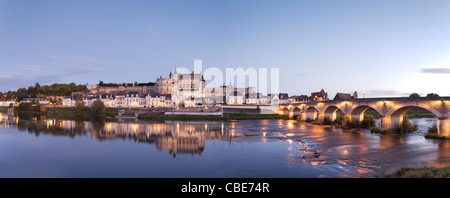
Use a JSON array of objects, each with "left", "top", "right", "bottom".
[
  {"left": 0, "top": 82, "right": 88, "bottom": 102},
  {"left": 409, "top": 93, "right": 440, "bottom": 98}
]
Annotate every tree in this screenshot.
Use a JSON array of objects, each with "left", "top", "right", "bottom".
[
  {"left": 75, "top": 95, "right": 85, "bottom": 115},
  {"left": 99, "top": 81, "right": 104, "bottom": 86},
  {"left": 91, "top": 99, "right": 106, "bottom": 116},
  {"left": 16, "top": 88, "right": 27, "bottom": 102},
  {"left": 409, "top": 93, "right": 420, "bottom": 98},
  {"left": 426, "top": 93, "right": 440, "bottom": 97}
]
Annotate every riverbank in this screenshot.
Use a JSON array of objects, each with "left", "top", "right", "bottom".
[
  {"left": 137, "top": 113, "right": 288, "bottom": 121},
  {"left": 10, "top": 106, "right": 288, "bottom": 121},
  {"left": 385, "top": 165, "right": 450, "bottom": 178},
  {"left": 11, "top": 106, "right": 119, "bottom": 119}
]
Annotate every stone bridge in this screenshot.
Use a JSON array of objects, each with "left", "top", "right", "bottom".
[{"left": 278, "top": 97, "right": 450, "bottom": 137}]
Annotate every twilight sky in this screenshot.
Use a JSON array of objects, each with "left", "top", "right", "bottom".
[{"left": 1, "top": 0, "right": 449, "bottom": 97}]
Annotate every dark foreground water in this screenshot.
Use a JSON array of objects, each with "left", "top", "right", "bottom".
[{"left": 0, "top": 113, "right": 449, "bottom": 178}]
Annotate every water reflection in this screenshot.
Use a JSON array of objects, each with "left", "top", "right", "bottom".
[
  {"left": 0, "top": 113, "right": 238, "bottom": 157},
  {"left": 275, "top": 118, "right": 450, "bottom": 177},
  {"left": 1, "top": 112, "right": 450, "bottom": 178}
]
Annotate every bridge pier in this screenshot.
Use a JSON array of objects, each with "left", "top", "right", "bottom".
[
  {"left": 300, "top": 112, "right": 307, "bottom": 121},
  {"left": 380, "top": 115, "right": 392, "bottom": 130},
  {"left": 318, "top": 113, "right": 325, "bottom": 123},
  {"left": 390, "top": 115, "right": 404, "bottom": 128},
  {"left": 324, "top": 112, "right": 336, "bottom": 122},
  {"left": 438, "top": 118, "right": 450, "bottom": 137},
  {"left": 379, "top": 114, "right": 408, "bottom": 130},
  {"left": 344, "top": 113, "right": 351, "bottom": 123},
  {"left": 290, "top": 111, "right": 296, "bottom": 119}
]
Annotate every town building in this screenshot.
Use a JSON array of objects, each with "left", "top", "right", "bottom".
[
  {"left": 228, "top": 91, "right": 244, "bottom": 105},
  {"left": 0, "top": 99, "right": 16, "bottom": 107},
  {"left": 288, "top": 95, "right": 310, "bottom": 102},
  {"left": 278, "top": 93, "right": 289, "bottom": 104},
  {"left": 333, "top": 91, "right": 358, "bottom": 100},
  {"left": 20, "top": 98, "right": 49, "bottom": 105},
  {"left": 310, "top": 89, "right": 329, "bottom": 101}
]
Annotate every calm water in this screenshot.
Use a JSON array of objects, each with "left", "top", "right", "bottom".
[{"left": 1, "top": 113, "right": 449, "bottom": 178}]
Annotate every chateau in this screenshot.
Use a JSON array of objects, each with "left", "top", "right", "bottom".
[{"left": 60, "top": 69, "right": 277, "bottom": 108}]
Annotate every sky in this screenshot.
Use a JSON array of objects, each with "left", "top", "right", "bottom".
[{"left": 1, "top": 0, "right": 450, "bottom": 98}]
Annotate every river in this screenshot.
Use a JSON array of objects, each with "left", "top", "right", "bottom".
[{"left": 0, "top": 113, "right": 449, "bottom": 178}]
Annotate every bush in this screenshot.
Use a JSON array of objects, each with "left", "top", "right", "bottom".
[
  {"left": 15, "top": 102, "right": 32, "bottom": 111},
  {"left": 91, "top": 99, "right": 106, "bottom": 116},
  {"left": 391, "top": 114, "right": 417, "bottom": 134},
  {"left": 385, "top": 166, "right": 450, "bottom": 178},
  {"left": 370, "top": 127, "right": 389, "bottom": 134},
  {"left": 334, "top": 113, "right": 343, "bottom": 125},
  {"left": 424, "top": 124, "right": 449, "bottom": 139},
  {"left": 424, "top": 133, "right": 443, "bottom": 139},
  {"left": 427, "top": 124, "right": 438, "bottom": 134},
  {"left": 15, "top": 100, "right": 42, "bottom": 112},
  {"left": 322, "top": 116, "right": 333, "bottom": 125},
  {"left": 361, "top": 114, "right": 376, "bottom": 128},
  {"left": 344, "top": 117, "right": 360, "bottom": 129}
]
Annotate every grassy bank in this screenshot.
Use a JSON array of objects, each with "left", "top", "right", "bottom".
[
  {"left": 13, "top": 106, "right": 118, "bottom": 119},
  {"left": 138, "top": 113, "right": 222, "bottom": 121},
  {"left": 138, "top": 113, "right": 288, "bottom": 121},
  {"left": 424, "top": 124, "right": 450, "bottom": 139},
  {"left": 223, "top": 113, "right": 288, "bottom": 120},
  {"left": 45, "top": 107, "right": 118, "bottom": 118},
  {"left": 385, "top": 165, "right": 450, "bottom": 178},
  {"left": 12, "top": 105, "right": 288, "bottom": 121}
]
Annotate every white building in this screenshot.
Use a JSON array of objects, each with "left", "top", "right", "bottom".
[
  {"left": 0, "top": 99, "right": 16, "bottom": 107},
  {"left": 157, "top": 69, "right": 205, "bottom": 106},
  {"left": 228, "top": 91, "right": 244, "bottom": 105},
  {"left": 20, "top": 98, "right": 49, "bottom": 105},
  {"left": 62, "top": 97, "right": 75, "bottom": 107},
  {"left": 125, "top": 91, "right": 140, "bottom": 107},
  {"left": 60, "top": 92, "right": 174, "bottom": 108}
]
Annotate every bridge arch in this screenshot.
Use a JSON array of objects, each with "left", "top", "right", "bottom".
[
  {"left": 384, "top": 106, "right": 438, "bottom": 130},
  {"left": 305, "top": 106, "right": 319, "bottom": 121},
  {"left": 292, "top": 107, "right": 301, "bottom": 119},
  {"left": 348, "top": 105, "right": 382, "bottom": 123},
  {"left": 388, "top": 104, "right": 441, "bottom": 118},
  {"left": 323, "top": 105, "right": 345, "bottom": 123},
  {"left": 280, "top": 108, "right": 290, "bottom": 117}
]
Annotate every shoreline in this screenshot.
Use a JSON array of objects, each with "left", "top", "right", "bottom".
[{"left": 6, "top": 106, "right": 289, "bottom": 121}]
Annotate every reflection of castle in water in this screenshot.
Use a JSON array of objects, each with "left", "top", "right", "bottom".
[
  {"left": 0, "top": 113, "right": 231, "bottom": 157},
  {"left": 89, "top": 120, "right": 229, "bottom": 157}
]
